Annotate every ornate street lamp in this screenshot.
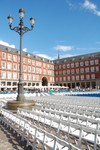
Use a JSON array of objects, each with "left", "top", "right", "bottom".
[{"left": 7, "top": 8, "right": 35, "bottom": 101}]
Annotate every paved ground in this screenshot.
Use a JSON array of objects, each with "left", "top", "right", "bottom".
[{"left": 0, "top": 125, "right": 24, "bottom": 150}]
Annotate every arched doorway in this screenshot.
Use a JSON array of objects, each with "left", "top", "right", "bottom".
[{"left": 42, "top": 77, "right": 48, "bottom": 86}]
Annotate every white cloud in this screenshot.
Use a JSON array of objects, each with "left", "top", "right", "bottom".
[
  {"left": 59, "top": 54, "right": 74, "bottom": 58},
  {"left": 0, "top": 40, "right": 15, "bottom": 48},
  {"left": 54, "top": 45, "right": 74, "bottom": 51},
  {"left": 36, "top": 54, "right": 53, "bottom": 60},
  {"left": 23, "top": 48, "right": 27, "bottom": 52},
  {"left": 96, "top": 41, "right": 100, "bottom": 44},
  {"left": 66, "top": 0, "right": 74, "bottom": 9},
  {"left": 76, "top": 47, "right": 100, "bottom": 51},
  {"left": 82, "top": 0, "right": 100, "bottom": 16}
]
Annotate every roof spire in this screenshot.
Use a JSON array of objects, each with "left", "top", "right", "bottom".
[{"left": 58, "top": 50, "right": 60, "bottom": 60}]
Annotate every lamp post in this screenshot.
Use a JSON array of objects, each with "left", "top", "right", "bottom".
[{"left": 7, "top": 8, "right": 35, "bottom": 101}]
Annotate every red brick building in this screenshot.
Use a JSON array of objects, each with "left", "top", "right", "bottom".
[
  {"left": 0, "top": 44, "right": 54, "bottom": 90},
  {"left": 54, "top": 52, "right": 100, "bottom": 90},
  {"left": 0, "top": 44, "right": 100, "bottom": 90}
]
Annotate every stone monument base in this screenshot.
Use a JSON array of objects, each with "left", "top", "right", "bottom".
[{"left": 7, "top": 100, "right": 35, "bottom": 110}]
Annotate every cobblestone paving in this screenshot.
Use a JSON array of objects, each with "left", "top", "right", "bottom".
[{"left": 0, "top": 125, "right": 24, "bottom": 150}]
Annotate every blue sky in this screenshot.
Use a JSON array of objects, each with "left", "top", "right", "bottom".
[{"left": 0, "top": 0, "right": 100, "bottom": 60}]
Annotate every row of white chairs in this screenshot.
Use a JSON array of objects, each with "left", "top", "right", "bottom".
[
  {"left": 0, "top": 108, "right": 80, "bottom": 150},
  {"left": 34, "top": 95, "right": 100, "bottom": 108},
  {"left": 0, "top": 92, "right": 51, "bottom": 102},
  {"left": 33, "top": 103, "right": 100, "bottom": 121},
  {"left": 35, "top": 96, "right": 100, "bottom": 118},
  {"left": 31, "top": 107, "right": 100, "bottom": 129},
  {"left": 17, "top": 108, "right": 100, "bottom": 150}
]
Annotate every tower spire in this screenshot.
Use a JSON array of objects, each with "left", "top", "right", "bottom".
[{"left": 58, "top": 50, "right": 60, "bottom": 60}]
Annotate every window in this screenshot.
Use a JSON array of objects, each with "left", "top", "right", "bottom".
[
  {"left": 8, "top": 72, "right": 12, "bottom": 79},
  {"left": 80, "top": 62, "right": 84, "bottom": 66},
  {"left": 1, "top": 71, "right": 6, "bottom": 79},
  {"left": 32, "top": 60, "right": 35, "bottom": 66},
  {"left": 80, "top": 68, "right": 84, "bottom": 73},
  {"left": 43, "top": 63, "right": 46, "bottom": 68},
  {"left": 36, "top": 61, "right": 39, "bottom": 66},
  {"left": 63, "top": 70, "right": 66, "bottom": 75},
  {"left": 76, "top": 75, "right": 79, "bottom": 80},
  {"left": 95, "top": 66, "right": 99, "bottom": 72},
  {"left": 71, "top": 69, "right": 74, "bottom": 74},
  {"left": 50, "top": 77, "right": 53, "bottom": 82},
  {"left": 13, "top": 64, "right": 17, "bottom": 70},
  {"left": 76, "top": 69, "right": 79, "bottom": 74},
  {"left": 81, "top": 75, "right": 84, "bottom": 80},
  {"left": 43, "top": 69, "right": 46, "bottom": 74},
  {"left": 85, "top": 61, "right": 89, "bottom": 66},
  {"left": 8, "top": 54, "right": 12, "bottom": 61},
  {"left": 39, "top": 62, "right": 42, "bottom": 67},
  {"left": 91, "top": 74, "right": 95, "bottom": 79},
  {"left": 75, "top": 62, "right": 79, "bottom": 67},
  {"left": 13, "top": 55, "right": 17, "bottom": 62},
  {"left": 32, "top": 75, "right": 35, "bottom": 81},
  {"left": 59, "top": 65, "right": 62, "bottom": 69},
  {"left": 35, "top": 75, "right": 39, "bottom": 81},
  {"left": 2, "top": 62, "right": 6, "bottom": 69},
  {"left": 48, "top": 70, "right": 50, "bottom": 75},
  {"left": 28, "top": 74, "right": 31, "bottom": 80},
  {"left": 95, "top": 59, "right": 99, "bottom": 64},
  {"left": 72, "top": 76, "right": 75, "bottom": 81},
  {"left": 2, "top": 52, "right": 6, "bottom": 59},
  {"left": 13, "top": 72, "right": 17, "bottom": 79},
  {"left": 23, "top": 74, "right": 27, "bottom": 80},
  {"left": 86, "top": 74, "right": 90, "bottom": 80},
  {"left": 85, "top": 67, "right": 89, "bottom": 73},
  {"left": 67, "top": 64, "right": 70, "bottom": 68},
  {"left": 36, "top": 68, "right": 40, "bottom": 74},
  {"left": 32, "top": 67, "right": 35, "bottom": 73},
  {"left": 28, "top": 59, "right": 31, "bottom": 64},
  {"left": 90, "top": 60, "right": 94, "bottom": 65},
  {"left": 67, "top": 70, "right": 70, "bottom": 74},
  {"left": 67, "top": 76, "right": 70, "bottom": 81},
  {"left": 51, "top": 65, "right": 54, "bottom": 70},
  {"left": 56, "top": 77, "right": 58, "bottom": 82},
  {"left": 71, "top": 63, "right": 74, "bottom": 68},
  {"left": 55, "top": 66, "right": 58, "bottom": 70},
  {"left": 63, "top": 77, "right": 66, "bottom": 81},
  {"left": 8, "top": 63, "right": 12, "bottom": 70},
  {"left": 90, "top": 67, "right": 94, "bottom": 72},
  {"left": 23, "top": 58, "right": 27, "bottom": 64},
  {"left": 18, "top": 56, "right": 20, "bottom": 62},
  {"left": 28, "top": 66, "right": 31, "bottom": 72},
  {"left": 63, "top": 64, "right": 66, "bottom": 69},
  {"left": 23, "top": 65, "right": 27, "bottom": 72}
]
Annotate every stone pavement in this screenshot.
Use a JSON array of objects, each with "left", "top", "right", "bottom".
[{"left": 0, "top": 125, "right": 24, "bottom": 150}]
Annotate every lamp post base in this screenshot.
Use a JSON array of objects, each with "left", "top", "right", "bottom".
[
  {"left": 16, "top": 94, "right": 26, "bottom": 101},
  {"left": 17, "top": 82, "right": 25, "bottom": 101},
  {"left": 6, "top": 100, "right": 35, "bottom": 110}
]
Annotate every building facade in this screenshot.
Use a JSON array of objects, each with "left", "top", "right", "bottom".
[
  {"left": 0, "top": 44, "right": 100, "bottom": 90},
  {"left": 0, "top": 45, "right": 54, "bottom": 90},
  {"left": 54, "top": 52, "right": 100, "bottom": 90}
]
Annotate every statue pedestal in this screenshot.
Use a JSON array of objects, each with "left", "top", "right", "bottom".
[{"left": 7, "top": 100, "right": 35, "bottom": 110}]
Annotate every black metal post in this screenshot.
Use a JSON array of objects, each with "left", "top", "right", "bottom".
[
  {"left": 7, "top": 8, "right": 35, "bottom": 101},
  {"left": 17, "top": 18, "right": 24, "bottom": 101}
]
